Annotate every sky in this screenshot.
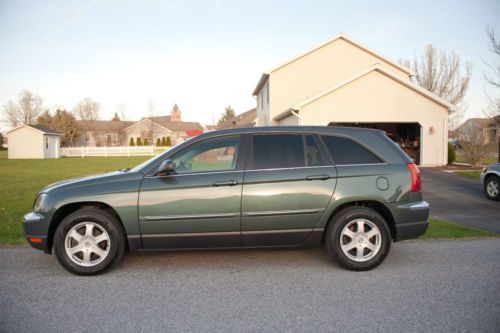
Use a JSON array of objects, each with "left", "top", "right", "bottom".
[{"left": 0, "top": 0, "right": 499, "bottom": 131}]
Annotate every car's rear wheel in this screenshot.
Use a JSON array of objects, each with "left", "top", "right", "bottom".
[
  {"left": 325, "top": 207, "right": 391, "bottom": 271},
  {"left": 484, "top": 175, "right": 500, "bottom": 201},
  {"left": 53, "top": 208, "right": 126, "bottom": 275}
]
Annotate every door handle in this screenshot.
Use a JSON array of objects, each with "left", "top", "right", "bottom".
[
  {"left": 306, "top": 175, "right": 330, "bottom": 181},
  {"left": 213, "top": 180, "right": 238, "bottom": 187}
]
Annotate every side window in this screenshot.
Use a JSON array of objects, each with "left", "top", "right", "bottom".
[
  {"left": 171, "top": 135, "right": 240, "bottom": 174},
  {"left": 305, "top": 135, "right": 325, "bottom": 166},
  {"left": 321, "top": 135, "right": 382, "bottom": 165},
  {"left": 252, "top": 134, "right": 305, "bottom": 169}
]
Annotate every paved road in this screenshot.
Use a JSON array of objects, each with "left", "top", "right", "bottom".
[
  {"left": 1, "top": 240, "right": 499, "bottom": 332},
  {"left": 421, "top": 168, "right": 500, "bottom": 233}
]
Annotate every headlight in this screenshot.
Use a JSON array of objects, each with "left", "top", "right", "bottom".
[{"left": 33, "top": 193, "right": 48, "bottom": 213}]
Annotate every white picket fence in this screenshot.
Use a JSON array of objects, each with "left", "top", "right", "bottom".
[{"left": 60, "top": 146, "right": 161, "bottom": 157}]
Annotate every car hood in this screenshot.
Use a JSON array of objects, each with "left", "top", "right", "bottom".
[{"left": 40, "top": 170, "right": 143, "bottom": 194}]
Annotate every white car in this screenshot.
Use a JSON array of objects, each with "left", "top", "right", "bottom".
[{"left": 480, "top": 163, "right": 500, "bottom": 201}]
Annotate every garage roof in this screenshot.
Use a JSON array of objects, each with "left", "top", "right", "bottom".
[
  {"left": 274, "top": 64, "right": 456, "bottom": 121},
  {"left": 6, "top": 124, "right": 63, "bottom": 136}
]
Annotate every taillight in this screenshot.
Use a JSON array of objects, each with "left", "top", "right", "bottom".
[{"left": 407, "top": 163, "right": 421, "bottom": 192}]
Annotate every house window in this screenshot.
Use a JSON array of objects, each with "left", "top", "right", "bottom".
[{"left": 46, "top": 137, "right": 48, "bottom": 149}]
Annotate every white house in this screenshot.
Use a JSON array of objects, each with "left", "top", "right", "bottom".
[
  {"left": 6, "top": 124, "right": 62, "bottom": 159},
  {"left": 252, "top": 34, "right": 455, "bottom": 166}
]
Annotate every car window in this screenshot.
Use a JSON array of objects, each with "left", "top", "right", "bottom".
[
  {"left": 305, "top": 135, "right": 325, "bottom": 166},
  {"left": 171, "top": 135, "right": 240, "bottom": 174},
  {"left": 321, "top": 135, "right": 382, "bottom": 165},
  {"left": 252, "top": 134, "right": 305, "bottom": 169}
]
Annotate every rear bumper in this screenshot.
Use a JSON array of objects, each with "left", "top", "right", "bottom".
[
  {"left": 392, "top": 201, "right": 430, "bottom": 241},
  {"left": 23, "top": 212, "right": 50, "bottom": 253}
]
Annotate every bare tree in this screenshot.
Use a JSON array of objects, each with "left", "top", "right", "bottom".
[
  {"left": 401, "top": 45, "right": 472, "bottom": 129},
  {"left": 484, "top": 27, "right": 500, "bottom": 122},
  {"left": 2, "top": 90, "right": 44, "bottom": 127},
  {"left": 73, "top": 98, "right": 101, "bottom": 121},
  {"left": 459, "top": 125, "right": 495, "bottom": 167}
]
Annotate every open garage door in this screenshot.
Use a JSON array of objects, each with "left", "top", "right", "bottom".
[{"left": 328, "top": 122, "right": 421, "bottom": 164}]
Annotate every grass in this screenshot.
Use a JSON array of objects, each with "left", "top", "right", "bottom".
[
  {"left": 454, "top": 170, "right": 481, "bottom": 180},
  {"left": 1, "top": 151, "right": 498, "bottom": 245},
  {"left": 0, "top": 151, "right": 151, "bottom": 244},
  {"left": 421, "top": 219, "right": 499, "bottom": 240}
]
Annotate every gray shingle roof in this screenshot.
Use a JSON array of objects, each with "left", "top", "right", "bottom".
[{"left": 26, "top": 124, "right": 63, "bottom": 135}]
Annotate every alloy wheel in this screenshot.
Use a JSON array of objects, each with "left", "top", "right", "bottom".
[{"left": 64, "top": 222, "right": 111, "bottom": 267}]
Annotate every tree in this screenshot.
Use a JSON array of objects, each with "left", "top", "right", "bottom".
[
  {"left": 156, "top": 138, "right": 161, "bottom": 146},
  {"left": 459, "top": 125, "right": 495, "bottom": 167},
  {"left": 111, "top": 112, "right": 120, "bottom": 121},
  {"left": 129, "top": 137, "right": 135, "bottom": 146},
  {"left": 144, "top": 138, "right": 149, "bottom": 146},
  {"left": 37, "top": 110, "right": 53, "bottom": 127},
  {"left": 0, "top": 132, "right": 3, "bottom": 149},
  {"left": 161, "top": 137, "right": 166, "bottom": 146},
  {"left": 165, "top": 136, "right": 172, "bottom": 146},
  {"left": 37, "top": 109, "right": 81, "bottom": 147},
  {"left": 484, "top": 27, "right": 500, "bottom": 122},
  {"left": 218, "top": 105, "right": 236, "bottom": 124},
  {"left": 401, "top": 45, "right": 472, "bottom": 129},
  {"left": 73, "top": 98, "right": 101, "bottom": 121},
  {"left": 2, "top": 90, "right": 44, "bottom": 127},
  {"left": 117, "top": 103, "right": 127, "bottom": 121},
  {"left": 137, "top": 137, "right": 143, "bottom": 146}
]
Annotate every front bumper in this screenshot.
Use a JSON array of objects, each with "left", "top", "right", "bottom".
[
  {"left": 23, "top": 212, "right": 49, "bottom": 252},
  {"left": 392, "top": 201, "right": 430, "bottom": 241}
]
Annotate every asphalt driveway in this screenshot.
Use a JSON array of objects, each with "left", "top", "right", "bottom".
[
  {"left": 421, "top": 168, "right": 500, "bottom": 233},
  {"left": 1, "top": 239, "right": 499, "bottom": 332}
]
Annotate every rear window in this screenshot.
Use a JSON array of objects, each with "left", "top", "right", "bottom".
[
  {"left": 252, "top": 134, "right": 305, "bottom": 169},
  {"left": 321, "top": 135, "right": 383, "bottom": 165}
]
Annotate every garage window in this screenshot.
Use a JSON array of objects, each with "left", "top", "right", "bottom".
[
  {"left": 321, "top": 135, "right": 382, "bottom": 165},
  {"left": 45, "top": 137, "right": 48, "bottom": 149}
]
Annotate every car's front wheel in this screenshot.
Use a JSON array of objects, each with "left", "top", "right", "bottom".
[
  {"left": 484, "top": 175, "right": 500, "bottom": 201},
  {"left": 325, "top": 207, "right": 391, "bottom": 271},
  {"left": 53, "top": 208, "right": 126, "bottom": 275}
]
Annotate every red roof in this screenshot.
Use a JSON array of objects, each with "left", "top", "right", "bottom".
[{"left": 185, "top": 129, "right": 203, "bottom": 137}]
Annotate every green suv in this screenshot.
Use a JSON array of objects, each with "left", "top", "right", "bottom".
[{"left": 23, "top": 126, "right": 429, "bottom": 275}]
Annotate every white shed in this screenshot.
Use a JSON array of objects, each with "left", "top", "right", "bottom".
[{"left": 6, "top": 124, "right": 62, "bottom": 159}]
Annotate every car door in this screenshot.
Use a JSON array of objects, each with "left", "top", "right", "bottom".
[
  {"left": 241, "top": 133, "right": 337, "bottom": 247},
  {"left": 139, "top": 135, "right": 244, "bottom": 249}
]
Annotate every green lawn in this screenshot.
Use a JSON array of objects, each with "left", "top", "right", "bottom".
[
  {"left": 0, "top": 151, "right": 498, "bottom": 245},
  {"left": 421, "top": 219, "right": 499, "bottom": 240},
  {"left": 454, "top": 170, "right": 481, "bottom": 180},
  {"left": 0, "top": 152, "right": 151, "bottom": 244}
]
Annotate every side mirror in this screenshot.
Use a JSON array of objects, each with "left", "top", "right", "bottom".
[{"left": 156, "top": 159, "right": 176, "bottom": 176}]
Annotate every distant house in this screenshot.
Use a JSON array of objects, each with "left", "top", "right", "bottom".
[
  {"left": 459, "top": 116, "right": 500, "bottom": 144},
  {"left": 6, "top": 124, "right": 62, "bottom": 159},
  {"left": 78, "top": 104, "right": 203, "bottom": 146},
  {"left": 217, "top": 108, "right": 257, "bottom": 130}
]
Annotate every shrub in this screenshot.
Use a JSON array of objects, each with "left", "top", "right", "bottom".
[
  {"left": 156, "top": 138, "right": 161, "bottom": 146},
  {"left": 129, "top": 137, "right": 135, "bottom": 146},
  {"left": 161, "top": 137, "right": 166, "bottom": 146},
  {"left": 137, "top": 137, "right": 143, "bottom": 146},
  {"left": 166, "top": 136, "right": 172, "bottom": 146},
  {"left": 144, "top": 138, "right": 149, "bottom": 146},
  {"left": 448, "top": 142, "right": 456, "bottom": 164}
]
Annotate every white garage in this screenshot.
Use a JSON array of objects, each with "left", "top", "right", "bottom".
[
  {"left": 6, "top": 124, "right": 62, "bottom": 159},
  {"left": 252, "top": 34, "right": 454, "bottom": 166}
]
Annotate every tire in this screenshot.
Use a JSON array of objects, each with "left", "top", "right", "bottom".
[
  {"left": 325, "top": 206, "right": 391, "bottom": 271},
  {"left": 53, "top": 208, "right": 126, "bottom": 275},
  {"left": 484, "top": 175, "right": 500, "bottom": 201}
]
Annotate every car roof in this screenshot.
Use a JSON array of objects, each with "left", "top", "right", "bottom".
[{"left": 199, "top": 126, "right": 384, "bottom": 139}]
